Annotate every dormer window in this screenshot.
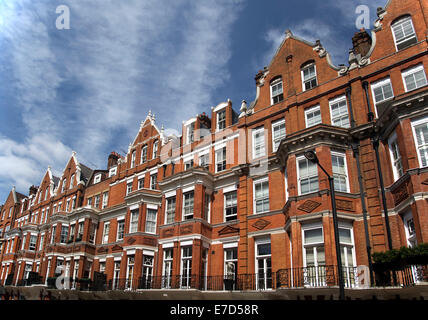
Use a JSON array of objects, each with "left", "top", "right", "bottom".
[
  {"left": 301, "top": 62, "right": 317, "bottom": 91},
  {"left": 217, "top": 109, "right": 226, "bottom": 130},
  {"left": 270, "top": 77, "right": 284, "bottom": 105},
  {"left": 94, "top": 174, "right": 102, "bottom": 184},
  {"left": 108, "top": 166, "right": 117, "bottom": 177},
  {"left": 391, "top": 16, "right": 417, "bottom": 51}
]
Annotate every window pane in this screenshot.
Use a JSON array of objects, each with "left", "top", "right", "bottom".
[
  {"left": 257, "top": 243, "right": 271, "bottom": 256},
  {"left": 304, "top": 228, "right": 323, "bottom": 244},
  {"left": 339, "top": 228, "right": 352, "bottom": 244}
]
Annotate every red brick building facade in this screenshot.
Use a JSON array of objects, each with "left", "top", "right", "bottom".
[{"left": 1, "top": 0, "right": 427, "bottom": 291}]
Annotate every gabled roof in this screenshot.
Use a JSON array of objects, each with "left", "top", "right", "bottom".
[
  {"left": 267, "top": 29, "right": 316, "bottom": 70},
  {"left": 129, "top": 110, "right": 166, "bottom": 154}
]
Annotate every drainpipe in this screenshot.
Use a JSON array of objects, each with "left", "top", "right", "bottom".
[
  {"left": 362, "top": 81, "right": 375, "bottom": 122},
  {"left": 345, "top": 87, "right": 356, "bottom": 128}
]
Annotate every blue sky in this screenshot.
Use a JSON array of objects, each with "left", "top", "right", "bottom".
[{"left": 0, "top": 0, "right": 387, "bottom": 201}]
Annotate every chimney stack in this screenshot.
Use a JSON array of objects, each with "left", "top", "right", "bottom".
[
  {"left": 108, "top": 151, "right": 120, "bottom": 169},
  {"left": 352, "top": 29, "right": 372, "bottom": 57}
]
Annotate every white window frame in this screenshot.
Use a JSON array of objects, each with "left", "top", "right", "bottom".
[
  {"left": 29, "top": 235, "right": 37, "bottom": 251},
  {"left": 272, "top": 119, "right": 286, "bottom": 152},
  {"left": 182, "top": 191, "right": 194, "bottom": 220},
  {"left": 93, "top": 174, "right": 102, "bottom": 184},
  {"left": 391, "top": 15, "right": 417, "bottom": 51},
  {"left": 252, "top": 127, "right": 265, "bottom": 159},
  {"left": 126, "top": 182, "right": 133, "bottom": 195},
  {"left": 270, "top": 78, "right": 284, "bottom": 105},
  {"left": 45, "top": 187, "right": 50, "bottom": 201},
  {"left": 297, "top": 155, "right": 319, "bottom": 195},
  {"left": 102, "top": 222, "right": 110, "bottom": 244},
  {"left": 217, "top": 109, "right": 226, "bottom": 131},
  {"left": 180, "top": 246, "right": 192, "bottom": 288},
  {"left": 116, "top": 219, "right": 125, "bottom": 241},
  {"left": 152, "top": 141, "right": 159, "bottom": 159},
  {"left": 61, "top": 178, "right": 67, "bottom": 193},
  {"left": 305, "top": 105, "right": 321, "bottom": 128},
  {"left": 215, "top": 147, "right": 227, "bottom": 173},
  {"left": 94, "top": 194, "right": 100, "bottom": 208},
  {"left": 145, "top": 208, "right": 157, "bottom": 234},
  {"left": 162, "top": 248, "right": 173, "bottom": 288},
  {"left": 301, "top": 63, "right": 317, "bottom": 91},
  {"left": 401, "top": 64, "right": 427, "bottom": 92},
  {"left": 199, "top": 153, "right": 210, "bottom": 169},
  {"left": 411, "top": 115, "right": 428, "bottom": 168},
  {"left": 102, "top": 191, "right": 109, "bottom": 209},
  {"left": 69, "top": 174, "right": 75, "bottom": 189},
  {"left": 141, "top": 145, "right": 148, "bottom": 164},
  {"left": 186, "top": 122, "right": 195, "bottom": 145},
  {"left": 130, "top": 210, "right": 139, "bottom": 233},
  {"left": 388, "top": 132, "right": 404, "bottom": 181},
  {"left": 224, "top": 191, "right": 238, "bottom": 222},
  {"left": 331, "top": 151, "right": 350, "bottom": 193},
  {"left": 301, "top": 223, "right": 325, "bottom": 287},
  {"left": 108, "top": 166, "right": 117, "bottom": 177},
  {"left": 130, "top": 150, "right": 136, "bottom": 168},
  {"left": 370, "top": 78, "right": 394, "bottom": 112},
  {"left": 165, "top": 197, "right": 176, "bottom": 224},
  {"left": 60, "top": 225, "right": 69, "bottom": 244},
  {"left": 254, "top": 238, "right": 272, "bottom": 290},
  {"left": 138, "top": 177, "right": 145, "bottom": 190},
  {"left": 253, "top": 177, "right": 269, "bottom": 214},
  {"left": 329, "top": 95, "right": 350, "bottom": 128},
  {"left": 150, "top": 173, "right": 157, "bottom": 189}
]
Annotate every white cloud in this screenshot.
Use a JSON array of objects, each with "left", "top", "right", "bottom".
[
  {"left": 0, "top": 0, "right": 244, "bottom": 200},
  {"left": 0, "top": 134, "right": 71, "bottom": 195}
]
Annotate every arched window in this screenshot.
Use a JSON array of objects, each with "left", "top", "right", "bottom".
[
  {"left": 270, "top": 76, "right": 283, "bottom": 105},
  {"left": 391, "top": 15, "right": 417, "bottom": 51},
  {"left": 301, "top": 61, "right": 317, "bottom": 91}
]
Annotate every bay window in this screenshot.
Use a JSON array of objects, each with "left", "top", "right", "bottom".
[
  {"left": 411, "top": 116, "right": 428, "bottom": 167},
  {"left": 302, "top": 224, "right": 325, "bottom": 286},
  {"left": 297, "top": 156, "right": 319, "bottom": 195},
  {"left": 183, "top": 191, "right": 194, "bottom": 220},
  {"left": 130, "top": 209, "right": 139, "bottom": 233},
  {"left": 255, "top": 239, "right": 272, "bottom": 290},
  {"left": 165, "top": 197, "right": 176, "bottom": 224},
  {"left": 331, "top": 152, "right": 349, "bottom": 192},
  {"left": 181, "top": 246, "right": 192, "bottom": 288},
  {"left": 145, "top": 209, "right": 157, "bottom": 234},
  {"left": 254, "top": 178, "right": 269, "bottom": 214}
]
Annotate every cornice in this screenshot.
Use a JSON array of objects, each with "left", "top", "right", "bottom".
[{"left": 277, "top": 124, "right": 352, "bottom": 165}]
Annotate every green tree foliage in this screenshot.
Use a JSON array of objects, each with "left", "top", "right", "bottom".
[{"left": 372, "top": 243, "right": 428, "bottom": 270}]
